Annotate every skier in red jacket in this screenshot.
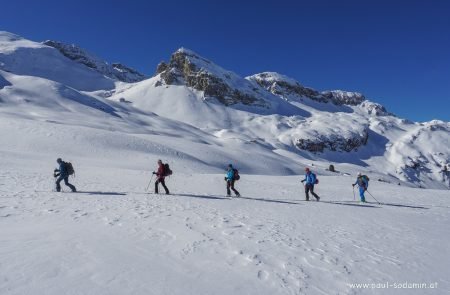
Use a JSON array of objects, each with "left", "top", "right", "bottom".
[{"left": 153, "top": 159, "right": 170, "bottom": 194}]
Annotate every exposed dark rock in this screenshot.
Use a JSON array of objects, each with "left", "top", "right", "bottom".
[
  {"left": 156, "top": 49, "right": 268, "bottom": 107},
  {"left": 249, "top": 72, "right": 366, "bottom": 106},
  {"left": 360, "top": 101, "right": 391, "bottom": 116},
  {"left": 43, "top": 40, "right": 148, "bottom": 83},
  {"left": 295, "top": 128, "right": 369, "bottom": 152},
  {"left": 321, "top": 90, "right": 365, "bottom": 106},
  {"left": 156, "top": 62, "right": 168, "bottom": 74}
]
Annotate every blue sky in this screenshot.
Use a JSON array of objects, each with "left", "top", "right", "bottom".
[{"left": 1, "top": 0, "right": 449, "bottom": 121}]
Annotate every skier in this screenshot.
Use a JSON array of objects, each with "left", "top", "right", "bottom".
[
  {"left": 225, "top": 164, "right": 240, "bottom": 197},
  {"left": 54, "top": 158, "right": 76, "bottom": 192},
  {"left": 352, "top": 172, "right": 369, "bottom": 203},
  {"left": 301, "top": 167, "right": 320, "bottom": 201},
  {"left": 153, "top": 159, "right": 169, "bottom": 194}
]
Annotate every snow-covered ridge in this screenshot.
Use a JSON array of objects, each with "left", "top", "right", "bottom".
[
  {"left": 43, "top": 40, "right": 148, "bottom": 83},
  {"left": 248, "top": 72, "right": 367, "bottom": 106},
  {"left": 0, "top": 31, "right": 449, "bottom": 189}
]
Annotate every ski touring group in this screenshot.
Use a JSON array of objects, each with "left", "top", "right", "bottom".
[{"left": 53, "top": 158, "right": 374, "bottom": 203}]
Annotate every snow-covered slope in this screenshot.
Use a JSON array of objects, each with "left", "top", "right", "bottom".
[
  {"left": 0, "top": 30, "right": 449, "bottom": 189},
  {"left": 43, "top": 40, "right": 148, "bottom": 83},
  {"left": 1, "top": 165, "right": 449, "bottom": 295},
  {"left": 1, "top": 31, "right": 450, "bottom": 295}
]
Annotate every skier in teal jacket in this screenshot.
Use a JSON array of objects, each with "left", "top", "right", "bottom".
[{"left": 352, "top": 172, "right": 368, "bottom": 202}]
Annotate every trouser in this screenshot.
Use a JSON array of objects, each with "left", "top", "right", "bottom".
[
  {"left": 155, "top": 178, "right": 169, "bottom": 194},
  {"left": 359, "top": 187, "right": 366, "bottom": 202},
  {"left": 305, "top": 184, "right": 319, "bottom": 200},
  {"left": 56, "top": 175, "right": 76, "bottom": 192},
  {"left": 227, "top": 180, "right": 240, "bottom": 196}
]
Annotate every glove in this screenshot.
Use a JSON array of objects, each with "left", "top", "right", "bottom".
[
  {"left": 152, "top": 172, "right": 156, "bottom": 175},
  {"left": 224, "top": 177, "right": 227, "bottom": 181},
  {"left": 352, "top": 184, "right": 355, "bottom": 187},
  {"left": 301, "top": 180, "right": 305, "bottom": 183}
]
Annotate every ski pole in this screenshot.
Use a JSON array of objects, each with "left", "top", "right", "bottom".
[
  {"left": 146, "top": 174, "right": 154, "bottom": 192},
  {"left": 366, "top": 190, "right": 381, "bottom": 204},
  {"left": 352, "top": 186, "right": 356, "bottom": 201}
]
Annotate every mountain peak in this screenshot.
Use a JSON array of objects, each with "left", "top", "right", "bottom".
[
  {"left": 43, "top": 40, "right": 148, "bottom": 83},
  {"left": 154, "top": 48, "right": 270, "bottom": 108}
]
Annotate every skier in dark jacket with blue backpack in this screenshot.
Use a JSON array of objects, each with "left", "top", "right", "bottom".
[
  {"left": 225, "top": 164, "right": 240, "bottom": 197},
  {"left": 54, "top": 158, "right": 76, "bottom": 192},
  {"left": 301, "top": 167, "right": 320, "bottom": 201},
  {"left": 352, "top": 172, "right": 369, "bottom": 203}
]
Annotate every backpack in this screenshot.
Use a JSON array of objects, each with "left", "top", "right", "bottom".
[
  {"left": 312, "top": 172, "right": 319, "bottom": 184},
  {"left": 164, "top": 163, "right": 172, "bottom": 176},
  {"left": 233, "top": 168, "right": 240, "bottom": 181},
  {"left": 65, "top": 162, "right": 75, "bottom": 176},
  {"left": 362, "top": 175, "right": 370, "bottom": 182}
]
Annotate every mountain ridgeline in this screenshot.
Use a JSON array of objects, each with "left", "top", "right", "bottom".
[{"left": 0, "top": 32, "right": 449, "bottom": 189}]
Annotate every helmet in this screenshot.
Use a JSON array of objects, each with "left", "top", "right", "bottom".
[
  {"left": 228, "top": 164, "right": 233, "bottom": 168},
  {"left": 157, "top": 159, "right": 162, "bottom": 164},
  {"left": 57, "top": 158, "right": 62, "bottom": 163}
]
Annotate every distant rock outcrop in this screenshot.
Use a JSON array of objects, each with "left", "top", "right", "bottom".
[
  {"left": 248, "top": 72, "right": 366, "bottom": 106},
  {"left": 295, "top": 127, "right": 369, "bottom": 152},
  {"left": 155, "top": 49, "right": 269, "bottom": 107},
  {"left": 43, "top": 40, "right": 148, "bottom": 83},
  {"left": 360, "top": 101, "right": 391, "bottom": 116}
]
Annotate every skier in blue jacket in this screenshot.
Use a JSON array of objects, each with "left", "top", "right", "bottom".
[
  {"left": 54, "top": 158, "right": 76, "bottom": 192},
  {"left": 225, "top": 164, "right": 240, "bottom": 197},
  {"left": 352, "top": 172, "right": 368, "bottom": 202},
  {"left": 301, "top": 167, "right": 320, "bottom": 201}
]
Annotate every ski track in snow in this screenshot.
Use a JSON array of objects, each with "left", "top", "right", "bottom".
[{"left": 1, "top": 169, "right": 449, "bottom": 295}]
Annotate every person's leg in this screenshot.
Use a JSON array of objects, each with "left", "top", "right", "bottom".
[
  {"left": 359, "top": 188, "right": 366, "bottom": 202},
  {"left": 154, "top": 179, "right": 159, "bottom": 194},
  {"left": 231, "top": 180, "right": 240, "bottom": 196},
  {"left": 226, "top": 181, "right": 231, "bottom": 196},
  {"left": 56, "top": 176, "right": 63, "bottom": 192},
  {"left": 160, "top": 179, "right": 169, "bottom": 194},
  {"left": 305, "top": 184, "right": 310, "bottom": 201},
  {"left": 310, "top": 185, "right": 320, "bottom": 200},
  {"left": 64, "top": 177, "right": 76, "bottom": 192}
]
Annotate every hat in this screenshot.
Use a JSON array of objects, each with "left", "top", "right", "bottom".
[
  {"left": 57, "top": 158, "right": 62, "bottom": 163},
  {"left": 157, "top": 159, "right": 162, "bottom": 163},
  {"left": 305, "top": 167, "right": 310, "bottom": 172},
  {"left": 357, "top": 172, "right": 362, "bottom": 176}
]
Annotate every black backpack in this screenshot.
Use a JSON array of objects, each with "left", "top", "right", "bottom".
[
  {"left": 233, "top": 168, "right": 240, "bottom": 181},
  {"left": 64, "top": 162, "right": 75, "bottom": 176},
  {"left": 164, "top": 163, "right": 172, "bottom": 176}
]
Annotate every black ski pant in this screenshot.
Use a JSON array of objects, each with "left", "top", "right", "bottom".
[
  {"left": 227, "top": 180, "right": 240, "bottom": 196},
  {"left": 155, "top": 178, "right": 169, "bottom": 194},
  {"left": 305, "top": 183, "right": 319, "bottom": 200},
  {"left": 56, "top": 175, "right": 76, "bottom": 192}
]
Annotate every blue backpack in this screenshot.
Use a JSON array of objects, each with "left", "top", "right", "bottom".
[{"left": 311, "top": 173, "right": 319, "bottom": 184}]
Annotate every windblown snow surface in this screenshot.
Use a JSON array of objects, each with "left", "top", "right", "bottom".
[{"left": 1, "top": 31, "right": 450, "bottom": 294}]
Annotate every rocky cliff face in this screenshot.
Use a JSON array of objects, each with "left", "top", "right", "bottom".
[
  {"left": 43, "top": 40, "right": 148, "bottom": 83},
  {"left": 248, "top": 72, "right": 366, "bottom": 106},
  {"left": 360, "top": 101, "right": 391, "bottom": 116},
  {"left": 248, "top": 72, "right": 324, "bottom": 102},
  {"left": 155, "top": 48, "right": 269, "bottom": 107},
  {"left": 295, "top": 128, "right": 369, "bottom": 153}
]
